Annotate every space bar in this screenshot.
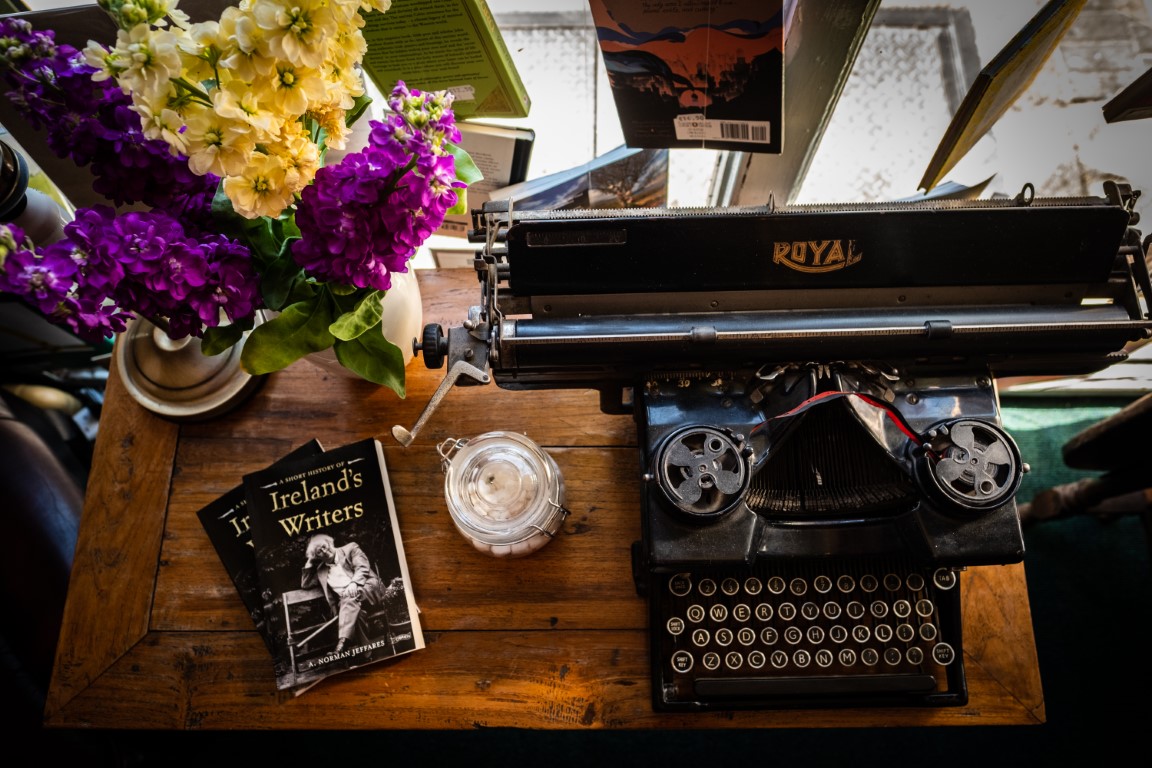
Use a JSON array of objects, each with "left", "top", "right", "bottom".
[{"left": 696, "top": 673, "right": 938, "bottom": 698}]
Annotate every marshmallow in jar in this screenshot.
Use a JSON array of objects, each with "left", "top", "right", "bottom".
[{"left": 439, "top": 432, "right": 568, "bottom": 557}]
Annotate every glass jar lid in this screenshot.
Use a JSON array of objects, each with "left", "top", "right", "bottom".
[{"left": 440, "top": 431, "right": 566, "bottom": 549}]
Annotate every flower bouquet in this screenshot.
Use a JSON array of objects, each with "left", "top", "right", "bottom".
[{"left": 0, "top": 0, "right": 480, "bottom": 397}]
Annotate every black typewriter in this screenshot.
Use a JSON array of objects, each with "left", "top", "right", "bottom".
[{"left": 393, "top": 182, "right": 1152, "bottom": 710}]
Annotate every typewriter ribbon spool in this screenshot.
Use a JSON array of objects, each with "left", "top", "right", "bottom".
[
  {"left": 438, "top": 432, "right": 569, "bottom": 557},
  {"left": 914, "top": 419, "right": 1025, "bottom": 513}
]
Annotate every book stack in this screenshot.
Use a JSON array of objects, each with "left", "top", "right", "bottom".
[{"left": 197, "top": 438, "right": 424, "bottom": 693}]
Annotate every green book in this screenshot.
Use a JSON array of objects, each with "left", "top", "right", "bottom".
[{"left": 361, "top": 0, "right": 530, "bottom": 119}]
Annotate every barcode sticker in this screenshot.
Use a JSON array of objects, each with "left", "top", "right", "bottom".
[
  {"left": 446, "top": 84, "right": 476, "bottom": 101},
  {"left": 674, "top": 114, "right": 772, "bottom": 143}
]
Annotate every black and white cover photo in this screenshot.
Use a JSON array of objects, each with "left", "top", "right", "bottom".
[{"left": 245, "top": 438, "right": 424, "bottom": 691}]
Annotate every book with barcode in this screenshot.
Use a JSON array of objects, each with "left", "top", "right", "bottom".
[
  {"left": 196, "top": 439, "right": 324, "bottom": 655},
  {"left": 361, "top": 0, "right": 530, "bottom": 119},
  {"left": 245, "top": 438, "right": 424, "bottom": 692},
  {"left": 588, "top": 0, "right": 785, "bottom": 153}
]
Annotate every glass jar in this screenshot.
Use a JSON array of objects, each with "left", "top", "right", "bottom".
[{"left": 439, "top": 431, "right": 568, "bottom": 557}]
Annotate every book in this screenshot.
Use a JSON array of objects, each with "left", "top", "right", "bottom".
[
  {"left": 196, "top": 439, "right": 324, "bottom": 656},
  {"left": 436, "top": 120, "right": 535, "bottom": 238},
  {"left": 487, "top": 144, "right": 668, "bottom": 211},
  {"left": 360, "top": 0, "right": 531, "bottom": 119},
  {"left": 1103, "top": 65, "right": 1152, "bottom": 124},
  {"left": 918, "top": 0, "right": 1087, "bottom": 191},
  {"left": 587, "top": 0, "right": 785, "bottom": 153},
  {"left": 245, "top": 438, "right": 424, "bottom": 691}
]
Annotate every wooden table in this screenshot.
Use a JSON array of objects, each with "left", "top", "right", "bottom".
[{"left": 43, "top": 268, "right": 1045, "bottom": 730}]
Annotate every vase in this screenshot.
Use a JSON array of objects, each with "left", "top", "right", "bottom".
[
  {"left": 115, "top": 314, "right": 266, "bottom": 421},
  {"left": 305, "top": 267, "right": 424, "bottom": 379}
]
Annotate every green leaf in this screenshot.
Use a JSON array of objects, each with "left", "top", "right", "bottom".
[
  {"left": 447, "top": 188, "right": 469, "bottom": 216},
  {"left": 240, "top": 295, "right": 336, "bottom": 375},
  {"left": 261, "top": 247, "right": 307, "bottom": 311},
  {"left": 201, "top": 321, "right": 249, "bottom": 356},
  {"left": 329, "top": 290, "right": 384, "bottom": 341},
  {"left": 211, "top": 185, "right": 280, "bottom": 261},
  {"left": 333, "top": 327, "right": 407, "bottom": 397},
  {"left": 346, "top": 92, "right": 372, "bottom": 127},
  {"left": 447, "top": 142, "right": 484, "bottom": 186}
]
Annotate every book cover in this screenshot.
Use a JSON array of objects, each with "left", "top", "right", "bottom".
[
  {"left": 196, "top": 439, "right": 324, "bottom": 655},
  {"left": 246, "top": 438, "right": 424, "bottom": 691},
  {"left": 918, "top": 0, "right": 1087, "bottom": 191},
  {"left": 360, "top": 0, "right": 530, "bottom": 119},
  {"left": 436, "top": 120, "right": 535, "bottom": 238},
  {"left": 487, "top": 144, "right": 668, "bottom": 211},
  {"left": 588, "top": 0, "right": 785, "bottom": 153}
]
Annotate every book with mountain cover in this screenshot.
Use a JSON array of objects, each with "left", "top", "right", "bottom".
[{"left": 245, "top": 438, "right": 424, "bottom": 692}]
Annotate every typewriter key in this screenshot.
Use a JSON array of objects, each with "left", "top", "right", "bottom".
[{"left": 439, "top": 432, "right": 568, "bottom": 557}]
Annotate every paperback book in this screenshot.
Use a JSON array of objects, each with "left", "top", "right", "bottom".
[
  {"left": 361, "top": 0, "right": 530, "bottom": 119},
  {"left": 196, "top": 439, "right": 324, "bottom": 655},
  {"left": 245, "top": 438, "right": 424, "bottom": 691},
  {"left": 588, "top": 0, "right": 785, "bottom": 152},
  {"left": 435, "top": 120, "right": 535, "bottom": 238}
]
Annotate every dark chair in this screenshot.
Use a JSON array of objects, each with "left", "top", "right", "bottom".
[
  {"left": 0, "top": 389, "right": 84, "bottom": 727},
  {"left": 281, "top": 587, "right": 336, "bottom": 677},
  {"left": 1022, "top": 392, "right": 1152, "bottom": 554}
]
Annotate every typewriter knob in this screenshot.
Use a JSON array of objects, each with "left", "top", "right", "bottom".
[
  {"left": 415, "top": 324, "right": 447, "bottom": 369},
  {"left": 653, "top": 426, "right": 750, "bottom": 520},
  {"left": 916, "top": 419, "right": 1023, "bottom": 513}
]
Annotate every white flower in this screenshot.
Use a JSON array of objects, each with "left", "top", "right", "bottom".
[
  {"left": 132, "top": 95, "right": 188, "bottom": 155},
  {"left": 82, "top": 41, "right": 123, "bottom": 82},
  {"left": 109, "top": 23, "right": 183, "bottom": 102}
]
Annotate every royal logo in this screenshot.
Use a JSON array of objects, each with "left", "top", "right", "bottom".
[{"left": 773, "top": 240, "right": 863, "bottom": 273}]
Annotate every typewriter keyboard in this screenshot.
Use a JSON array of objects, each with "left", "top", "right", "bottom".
[{"left": 651, "top": 559, "right": 965, "bottom": 708}]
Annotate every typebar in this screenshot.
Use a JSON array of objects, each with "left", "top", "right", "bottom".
[{"left": 696, "top": 673, "right": 938, "bottom": 699}]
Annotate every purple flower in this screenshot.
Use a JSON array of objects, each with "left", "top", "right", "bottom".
[
  {"left": 0, "top": 19, "right": 218, "bottom": 226},
  {"left": 293, "top": 82, "right": 464, "bottom": 292},
  {"left": 1, "top": 208, "right": 262, "bottom": 342}
]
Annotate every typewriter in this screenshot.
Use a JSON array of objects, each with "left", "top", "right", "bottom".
[{"left": 394, "top": 182, "right": 1152, "bottom": 710}]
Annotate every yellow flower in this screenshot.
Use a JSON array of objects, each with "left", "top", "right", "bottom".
[
  {"left": 217, "top": 5, "right": 274, "bottom": 81},
  {"left": 182, "top": 103, "right": 256, "bottom": 177},
  {"left": 222, "top": 152, "right": 295, "bottom": 219},
  {"left": 273, "top": 122, "right": 321, "bottom": 193},
  {"left": 251, "top": 0, "right": 337, "bottom": 69},
  {"left": 309, "top": 105, "right": 350, "bottom": 150},
  {"left": 267, "top": 60, "right": 328, "bottom": 117},
  {"left": 176, "top": 20, "right": 222, "bottom": 84},
  {"left": 214, "top": 78, "right": 281, "bottom": 142}
]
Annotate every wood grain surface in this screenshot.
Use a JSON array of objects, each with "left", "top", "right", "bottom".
[{"left": 44, "top": 268, "right": 1045, "bottom": 729}]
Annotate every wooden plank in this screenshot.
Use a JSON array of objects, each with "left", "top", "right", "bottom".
[
  {"left": 43, "top": 355, "right": 180, "bottom": 718},
  {"left": 156, "top": 443, "right": 646, "bottom": 633},
  {"left": 48, "top": 626, "right": 1039, "bottom": 729}
]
